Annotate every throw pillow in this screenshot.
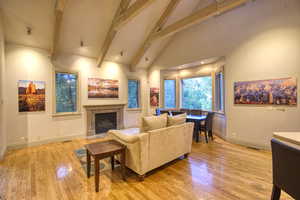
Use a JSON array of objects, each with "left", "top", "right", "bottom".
[
  {"left": 141, "top": 113, "right": 168, "bottom": 132},
  {"left": 167, "top": 113, "right": 187, "bottom": 126}
]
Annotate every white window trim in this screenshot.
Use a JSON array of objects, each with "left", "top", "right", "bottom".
[{"left": 52, "top": 69, "right": 81, "bottom": 117}]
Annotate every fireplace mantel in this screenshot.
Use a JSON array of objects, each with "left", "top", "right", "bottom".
[
  {"left": 83, "top": 104, "right": 125, "bottom": 136},
  {"left": 83, "top": 104, "right": 126, "bottom": 109}
]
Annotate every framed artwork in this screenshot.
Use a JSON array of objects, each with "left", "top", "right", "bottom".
[
  {"left": 150, "top": 88, "right": 159, "bottom": 107},
  {"left": 55, "top": 72, "right": 78, "bottom": 113},
  {"left": 234, "top": 77, "right": 297, "bottom": 105},
  {"left": 18, "top": 80, "right": 46, "bottom": 112},
  {"left": 88, "top": 78, "right": 119, "bottom": 98}
]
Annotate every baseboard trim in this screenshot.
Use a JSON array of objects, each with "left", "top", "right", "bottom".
[
  {"left": 213, "top": 130, "right": 226, "bottom": 140},
  {"left": 226, "top": 137, "right": 270, "bottom": 150},
  {"left": 7, "top": 134, "right": 86, "bottom": 150}
]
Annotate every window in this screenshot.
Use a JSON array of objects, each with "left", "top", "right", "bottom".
[
  {"left": 181, "top": 76, "right": 212, "bottom": 110},
  {"left": 128, "top": 80, "right": 139, "bottom": 109},
  {"left": 215, "top": 72, "right": 224, "bottom": 112},
  {"left": 164, "top": 79, "right": 176, "bottom": 108},
  {"left": 55, "top": 72, "right": 79, "bottom": 113}
]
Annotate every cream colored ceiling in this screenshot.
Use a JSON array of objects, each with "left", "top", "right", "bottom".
[{"left": 0, "top": 0, "right": 210, "bottom": 69}]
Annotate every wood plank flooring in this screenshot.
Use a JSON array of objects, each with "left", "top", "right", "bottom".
[{"left": 0, "top": 137, "right": 293, "bottom": 200}]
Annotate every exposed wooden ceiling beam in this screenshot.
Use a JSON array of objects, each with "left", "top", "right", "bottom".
[
  {"left": 149, "top": 0, "right": 249, "bottom": 43},
  {"left": 96, "top": 0, "right": 131, "bottom": 68},
  {"left": 51, "top": 0, "right": 67, "bottom": 60},
  {"left": 113, "top": 0, "right": 155, "bottom": 31},
  {"left": 130, "top": 0, "right": 181, "bottom": 71},
  {"left": 97, "top": 0, "right": 154, "bottom": 68}
]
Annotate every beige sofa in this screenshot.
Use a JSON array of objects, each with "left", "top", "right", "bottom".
[{"left": 109, "top": 114, "right": 194, "bottom": 180}]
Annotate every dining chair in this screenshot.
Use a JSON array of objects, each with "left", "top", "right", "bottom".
[
  {"left": 160, "top": 110, "right": 170, "bottom": 115},
  {"left": 199, "top": 112, "right": 214, "bottom": 143},
  {"left": 271, "top": 138, "right": 300, "bottom": 200},
  {"left": 171, "top": 111, "right": 185, "bottom": 116}
]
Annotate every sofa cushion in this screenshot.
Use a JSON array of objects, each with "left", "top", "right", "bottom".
[
  {"left": 141, "top": 113, "right": 168, "bottom": 132},
  {"left": 167, "top": 113, "right": 187, "bottom": 126}
]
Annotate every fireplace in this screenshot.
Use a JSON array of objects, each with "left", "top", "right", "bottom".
[
  {"left": 84, "top": 104, "right": 125, "bottom": 136},
  {"left": 95, "top": 112, "right": 117, "bottom": 134}
]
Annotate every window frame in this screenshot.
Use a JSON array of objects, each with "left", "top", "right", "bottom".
[
  {"left": 215, "top": 71, "right": 225, "bottom": 114},
  {"left": 52, "top": 69, "right": 81, "bottom": 117},
  {"left": 127, "top": 79, "right": 141, "bottom": 111},
  {"left": 180, "top": 75, "right": 213, "bottom": 111},
  {"left": 163, "top": 79, "right": 177, "bottom": 109}
]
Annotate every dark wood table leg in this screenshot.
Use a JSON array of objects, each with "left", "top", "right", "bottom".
[
  {"left": 94, "top": 157, "right": 100, "bottom": 192},
  {"left": 86, "top": 150, "right": 91, "bottom": 178},
  {"left": 120, "top": 150, "right": 126, "bottom": 181},
  {"left": 111, "top": 156, "right": 114, "bottom": 170},
  {"left": 196, "top": 121, "right": 200, "bottom": 143}
]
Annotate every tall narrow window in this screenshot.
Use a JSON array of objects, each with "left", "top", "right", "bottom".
[
  {"left": 181, "top": 76, "right": 212, "bottom": 110},
  {"left": 128, "top": 80, "right": 139, "bottom": 109},
  {"left": 164, "top": 79, "right": 176, "bottom": 108},
  {"left": 215, "top": 72, "right": 224, "bottom": 112},
  {"left": 55, "top": 72, "right": 78, "bottom": 113}
]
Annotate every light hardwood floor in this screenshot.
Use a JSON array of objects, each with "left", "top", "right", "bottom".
[{"left": 0, "top": 136, "right": 293, "bottom": 200}]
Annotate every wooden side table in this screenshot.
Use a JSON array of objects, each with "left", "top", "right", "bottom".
[{"left": 85, "top": 140, "right": 126, "bottom": 192}]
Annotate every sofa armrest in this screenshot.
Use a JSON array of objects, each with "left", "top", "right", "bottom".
[
  {"left": 109, "top": 130, "right": 141, "bottom": 143},
  {"left": 109, "top": 129, "right": 149, "bottom": 175}
]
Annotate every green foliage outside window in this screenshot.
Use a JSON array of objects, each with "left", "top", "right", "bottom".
[
  {"left": 164, "top": 80, "right": 176, "bottom": 108},
  {"left": 181, "top": 76, "right": 212, "bottom": 110},
  {"left": 55, "top": 72, "right": 78, "bottom": 113},
  {"left": 128, "top": 80, "right": 139, "bottom": 108}
]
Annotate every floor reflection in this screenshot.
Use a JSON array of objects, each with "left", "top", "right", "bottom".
[
  {"left": 56, "top": 165, "right": 73, "bottom": 179},
  {"left": 190, "top": 161, "right": 213, "bottom": 186}
]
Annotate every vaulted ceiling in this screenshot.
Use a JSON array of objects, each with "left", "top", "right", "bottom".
[{"left": 0, "top": 0, "right": 247, "bottom": 70}]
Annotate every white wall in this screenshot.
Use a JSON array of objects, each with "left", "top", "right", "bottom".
[
  {"left": 0, "top": 13, "right": 6, "bottom": 159},
  {"left": 5, "top": 44, "right": 148, "bottom": 148},
  {"left": 150, "top": 0, "right": 300, "bottom": 148}
]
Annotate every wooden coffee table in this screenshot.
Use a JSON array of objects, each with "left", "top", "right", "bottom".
[{"left": 85, "top": 140, "right": 126, "bottom": 192}]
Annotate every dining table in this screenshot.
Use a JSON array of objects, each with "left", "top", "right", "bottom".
[{"left": 186, "top": 114, "right": 207, "bottom": 142}]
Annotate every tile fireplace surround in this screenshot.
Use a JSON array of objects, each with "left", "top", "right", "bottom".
[{"left": 83, "top": 104, "right": 125, "bottom": 136}]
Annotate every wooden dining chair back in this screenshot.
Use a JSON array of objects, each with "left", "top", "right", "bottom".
[
  {"left": 160, "top": 110, "right": 170, "bottom": 115},
  {"left": 206, "top": 112, "right": 214, "bottom": 131},
  {"left": 171, "top": 111, "right": 185, "bottom": 116},
  {"left": 200, "top": 112, "right": 214, "bottom": 143},
  {"left": 271, "top": 138, "right": 300, "bottom": 200}
]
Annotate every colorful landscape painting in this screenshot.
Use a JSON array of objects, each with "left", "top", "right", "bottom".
[
  {"left": 18, "top": 80, "right": 46, "bottom": 112},
  {"left": 88, "top": 78, "right": 119, "bottom": 98},
  {"left": 150, "top": 88, "right": 159, "bottom": 107},
  {"left": 234, "top": 77, "right": 297, "bottom": 105}
]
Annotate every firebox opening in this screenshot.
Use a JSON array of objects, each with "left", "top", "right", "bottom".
[{"left": 95, "top": 112, "right": 117, "bottom": 134}]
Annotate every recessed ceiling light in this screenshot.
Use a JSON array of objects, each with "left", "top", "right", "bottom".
[{"left": 26, "top": 27, "right": 32, "bottom": 35}]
